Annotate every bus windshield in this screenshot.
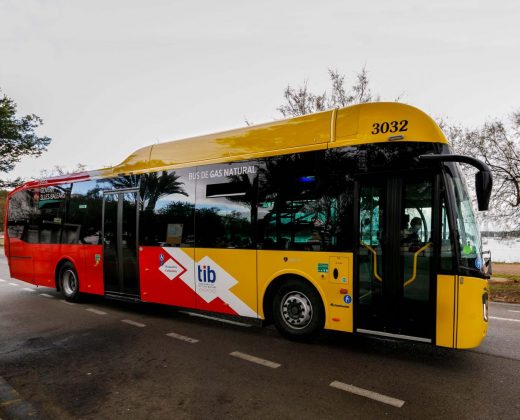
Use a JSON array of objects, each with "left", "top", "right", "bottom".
[{"left": 446, "top": 164, "right": 483, "bottom": 272}]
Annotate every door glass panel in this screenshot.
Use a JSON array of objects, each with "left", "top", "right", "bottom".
[
  {"left": 358, "top": 183, "right": 384, "bottom": 311},
  {"left": 400, "top": 178, "right": 433, "bottom": 337},
  {"left": 103, "top": 193, "right": 119, "bottom": 292},
  {"left": 440, "top": 197, "right": 454, "bottom": 271}
]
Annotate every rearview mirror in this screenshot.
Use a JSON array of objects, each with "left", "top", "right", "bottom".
[{"left": 475, "top": 171, "right": 492, "bottom": 211}]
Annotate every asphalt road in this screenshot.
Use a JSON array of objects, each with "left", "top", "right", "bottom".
[{"left": 0, "top": 253, "right": 519, "bottom": 419}]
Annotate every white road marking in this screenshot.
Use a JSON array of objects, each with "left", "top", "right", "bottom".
[
  {"left": 8, "top": 282, "right": 19, "bottom": 287},
  {"left": 40, "top": 293, "right": 54, "bottom": 298},
  {"left": 23, "top": 288, "right": 36, "bottom": 292},
  {"left": 61, "top": 300, "right": 75, "bottom": 305},
  {"left": 0, "top": 278, "right": 6, "bottom": 282},
  {"left": 180, "top": 311, "right": 252, "bottom": 327},
  {"left": 508, "top": 310, "right": 520, "bottom": 313},
  {"left": 330, "top": 381, "right": 405, "bottom": 408},
  {"left": 121, "top": 319, "right": 146, "bottom": 328},
  {"left": 230, "top": 351, "right": 281, "bottom": 369},
  {"left": 86, "top": 308, "right": 107, "bottom": 315},
  {"left": 490, "top": 316, "right": 520, "bottom": 323},
  {"left": 166, "top": 332, "right": 199, "bottom": 344}
]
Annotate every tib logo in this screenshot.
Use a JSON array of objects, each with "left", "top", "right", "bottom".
[{"left": 197, "top": 265, "right": 216, "bottom": 283}]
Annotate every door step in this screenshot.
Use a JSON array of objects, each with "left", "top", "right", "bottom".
[
  {"left": 104, "top": 291, "right": 141, "bottom": 303},
  {"left": 356, "top": 328, "right": 432, "bottom": 343}
]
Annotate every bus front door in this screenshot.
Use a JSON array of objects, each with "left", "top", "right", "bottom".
[
  {"left": 102, "top": 190, "right": 140, "bottom": 299},
  {"left": 356, "top": 176, "right": 435, "bottom": 342}
]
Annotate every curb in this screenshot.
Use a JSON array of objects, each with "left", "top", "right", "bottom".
[{"left": 0, "top": 377, "right": 42, "bottom": 419}]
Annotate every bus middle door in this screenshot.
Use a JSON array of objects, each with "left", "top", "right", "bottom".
[{"left": 102, "top": 190, "right": 140, "bottom": 299}]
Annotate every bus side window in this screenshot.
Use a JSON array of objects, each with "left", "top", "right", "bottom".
[
  {"left": 9, "top": 186, "right": 70, "bottom": 244},
  {"left": 139, "top": 169, "right": 195, "bottom": 247},
  {"left": 194, "top": 163, "right": 254, "bottom": 249},
  {"left": 67, "top": 181, "right": 103, "bottom": 245},
  {"left": 7, "top": 190, "right": 32, "bottom": 240}
]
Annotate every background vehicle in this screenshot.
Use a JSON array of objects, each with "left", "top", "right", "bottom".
[{"left": 4, "top": 102, "right": 492, "bottom": 348}]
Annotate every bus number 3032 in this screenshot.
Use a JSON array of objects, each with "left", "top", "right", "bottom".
[{"left": 372, "top": 120, "right": 408, "bottom": 134}]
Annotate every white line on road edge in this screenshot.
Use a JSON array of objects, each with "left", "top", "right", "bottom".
[
  {"left": 60, "top": 300, "right": 75, "bottom": 305},
  {"left": 330, "top": 381, "right": 405, "bottom": 408},
  {"left": 23, "top": 288, "right": 36, "bottom": 292},
  {"left": 180, "top": 311, "right": 252, "bottom": 327},
  {"left": 8, "top": 282, "right": 19, "bottom": 287},
  {"left": 166, "top": 332, "right": 199, "bottom": 343},
  {"left": 40, "top": 293, "right": 54, "bottom": 298},
  {"left": 490, "top": 316, "right": 520, "bottom": 323},
  {"left": 121, "top": 319, "right": 146, "bottom": 328},
  {"left": 229, "top": 351, "right": 281, "bottom": 369},
  {"left": 86, "top": 308, "right": 107, "bottom": 315}
]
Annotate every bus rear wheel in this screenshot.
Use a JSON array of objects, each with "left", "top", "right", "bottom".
[
  {"left": 272, "top": 279, "right": 324, "bottom": 341},
  {"left": 59, "top": 262, "right": 81, "bottom": 302}
]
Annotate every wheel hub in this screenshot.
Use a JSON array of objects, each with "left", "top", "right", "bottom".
[
  {"left": 63, "top": 270, "right": 77, "bottom": 296},
  {"left": 281, "top": 292, "right": 313, "bottom": 329}
]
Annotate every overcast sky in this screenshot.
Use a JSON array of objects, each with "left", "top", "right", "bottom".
[{"left": 1, "top": 0, "right": 519, "bottom": 180}]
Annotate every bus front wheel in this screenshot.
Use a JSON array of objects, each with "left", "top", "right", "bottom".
[
  {"left": 272, "top": 279, "right": 324, "bottom": 341},
  {"left": 59, "top": 262, "right": 81, "bottom": 302}
]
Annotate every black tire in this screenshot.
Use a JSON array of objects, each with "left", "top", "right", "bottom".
[
  {"left": 59, "top": 262, "right": 81, "bottom": 302},
  {"left": 272, "top": 279, "right": 324, "bottom": 341}
]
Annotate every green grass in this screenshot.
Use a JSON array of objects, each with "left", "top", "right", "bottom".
[
  {"left": 492, "top": 273, "right": 520, "bottom": 282},
  {"left": 489, "top": 282, "right": 520, "bottom": 303}
]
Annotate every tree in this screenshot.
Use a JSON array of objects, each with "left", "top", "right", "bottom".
[
  {"left": 0, "top": 90, "right": 51, "bottom": 188},
  {"left": 0, "top": 189, "right": 7, "bottom": 232},
  {"left": 38, "top": 164, "right": 87, "bottom": 180},
  {"left": 277, "top": 67, "right": 378, "bottom": 118},
  {"left": 441, "top": 114, "right": 520, "bottom": 229}
]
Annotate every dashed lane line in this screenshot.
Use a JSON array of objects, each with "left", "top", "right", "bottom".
[
  {"left": 86, "top": 308, "right": 107, "bottom": 315},
  {"left": 230, "top": 351, "right": 281, "bottom": 369},
  {"left": 8, "top": 283, "right": 18, "bottom": 287},
  {"left": 508, "top": 310, "right": 520, "bottom": 313},
  {"left": 121, "top": 319, "right": 146, "bottom": 328},
  {"left": 23, "top": 288, "right": 36, "bottom": 292},
  {"left": 0, "top": 278, "right": 6, "bottom": 282},
  {"left": 490, "top": 316, "right": 520, "bottom": 323},
  {"left": 330, "top": 381, "right": 405, "bottom": 408},
  {"left": 60, "top": 300, "right": 75, "bottom": 305},
  {"left": 166, "top": 332, "right": 199, "bottom": 344},
  {"left": 40, "top": 293, "right": 54, "bottom": 298}
]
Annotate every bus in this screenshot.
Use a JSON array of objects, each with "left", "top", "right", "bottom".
[{"left": 4, "top": 102, "right": 492, "bottom": 348}]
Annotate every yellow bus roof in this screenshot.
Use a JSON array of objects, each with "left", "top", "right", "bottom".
[{"left": 101, "top": 102, "right": 447, "bottom": 176}]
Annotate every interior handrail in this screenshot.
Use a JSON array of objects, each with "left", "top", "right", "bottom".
[
  {"left": 403, "top": 242, "right": 432, "bottom": 287},
  {"left": 360, "top": 241, "right": 383, "bottom": 282}
]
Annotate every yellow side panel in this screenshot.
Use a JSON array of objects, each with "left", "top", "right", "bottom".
[
  {"left": 195, "top": 249, "right": 258, "bottom": 316},
  {"left": 257, "top": 251, "right": 354, "bottom": 333},
  {"left": 456, "top": 276, "right": 488, "bottom": 349},
  {"left": 436, "top": 275, "right": 456, "bottom": 348}
]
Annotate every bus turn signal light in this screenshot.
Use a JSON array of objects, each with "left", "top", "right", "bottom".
[{"left": 340, "top": 289, "right": 348, "bottom": 294}]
